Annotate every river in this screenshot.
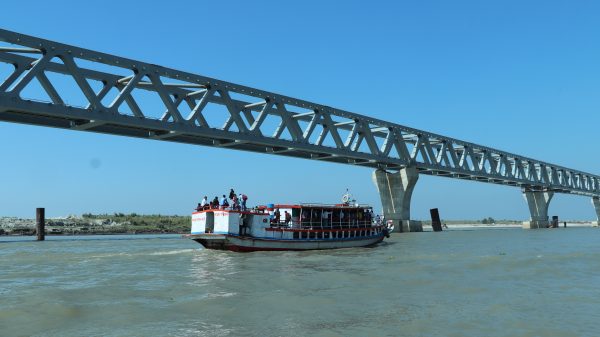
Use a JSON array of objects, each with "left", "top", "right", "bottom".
[{"left": 1, "top": 228, "right": 599, "bottom": 337}]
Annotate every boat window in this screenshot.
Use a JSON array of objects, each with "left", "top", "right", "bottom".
[
  {"left": 302, "top": 232, "right": 308, "bottom": 239},
  {"left": 311, "top": 208, "right": 320, "bottom": 228},
  {"left": 293, "top": 232, "right": 299, "bottom": 239},
  {"left": 324, "top": 232, "right": 330, "bottom": 239},
  {"left": 309, "top": 232, "right": 315, "bottom": 239},
  {"left": 300, "top": 208, "right": 309, "bottom": 227},
  {"left": 322, "top": 208, "right": 332, "bottom": 228},
  {"left": 292, "top": 208, "right": 300, "bottom": 218}
]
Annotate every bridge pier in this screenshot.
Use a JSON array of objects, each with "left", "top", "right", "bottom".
[
  {"left": 372, "top": 167, "right": 422, "bottom": 233},
  {"left": 592, "top": 197, "right": 600, "bottom": 227},
  {"left": 522, "top": 190, "right": 554, "bottom": 229}
]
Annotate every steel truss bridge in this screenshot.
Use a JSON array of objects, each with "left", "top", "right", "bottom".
[{"left": 0, "top": 28, "right": 598, "bottom": 198}]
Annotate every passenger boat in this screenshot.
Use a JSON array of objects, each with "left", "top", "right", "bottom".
[{"left": 186, "top": 197, "right": 389, "bottom": 252}]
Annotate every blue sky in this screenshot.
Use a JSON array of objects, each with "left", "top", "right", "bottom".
[{"left": 1, "top": 1, "right": 599, "bottom": 220}]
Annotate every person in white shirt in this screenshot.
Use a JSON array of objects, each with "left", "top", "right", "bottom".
[
  {"left": 200, "top": 196, "right": 208, "bottom": 208},
  {"left": 239, "top": 193, "right": 248, "bottom": 211}
]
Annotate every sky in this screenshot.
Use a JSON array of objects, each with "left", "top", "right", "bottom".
[{"left": 1, "top": 0, "right": 599, "bottom": 220}]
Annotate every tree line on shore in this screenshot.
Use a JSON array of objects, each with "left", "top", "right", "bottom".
[{"left": 0, "top": 213, "right": 191, "bottom": 235}]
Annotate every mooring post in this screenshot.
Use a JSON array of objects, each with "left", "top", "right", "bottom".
[
  {"left": 430, "top": 208, "right": 442, "bottom": 232},
  {"left": 36, "top": 207, "right": 45, "bottom": 241}
]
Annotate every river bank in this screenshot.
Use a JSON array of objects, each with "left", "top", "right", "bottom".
[{"left": 0, "top": 214, "right": 190, "bottom": 235}]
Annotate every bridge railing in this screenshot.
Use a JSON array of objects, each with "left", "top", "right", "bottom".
[{"left": 0, "top": 28, "right": 599, "bottom": 197}]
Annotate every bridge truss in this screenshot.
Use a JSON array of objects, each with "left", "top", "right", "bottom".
[{"left": 0, "top": 29, "right": 598, "bottom": 197}]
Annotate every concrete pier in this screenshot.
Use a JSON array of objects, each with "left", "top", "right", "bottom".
[
  {"left": 522, "top": 190, "right": 554, "bottom": 229},
  {"left": 372, "top": 167, "right": 422, "bottom": 233},
  {"left": 592, "top": 197, "right": 600, "bottom": 227}
]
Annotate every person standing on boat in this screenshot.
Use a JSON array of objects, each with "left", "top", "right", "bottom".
[
  {"left": 232, "top": 194, "right": 239, "bottom": 210},
  {"left": 229, "top": 188, "right": 235, "bottom": 200},
  {"left": 322, "top": 209, "right": 331, "bottom": 226},
  {"left": 284, "top": 211, "right": 292, "bottom": 225},
  {"left": 200, "top": 196, "right": 208, "bottom": 209},
  {"left": 240, "top": 193, "right": 247, "bottom": 211},
  {"left": 221, "top": 195, "right": 229, "bottom": 209},
  {"left": 274, "top": 208, "right": 281, "bottom": 224}
]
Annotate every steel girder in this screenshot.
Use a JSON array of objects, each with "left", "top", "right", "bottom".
[{"left": 0, "top": 28, "right": 598, "bottom": 197}]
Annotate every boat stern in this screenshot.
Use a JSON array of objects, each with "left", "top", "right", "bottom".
[{"left": 186, "top": 233, "right": 228, "bottom": 250}]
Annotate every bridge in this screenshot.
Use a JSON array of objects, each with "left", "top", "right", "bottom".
[{"left": 0, "top": 28, "right": 598, "bottom": 231}]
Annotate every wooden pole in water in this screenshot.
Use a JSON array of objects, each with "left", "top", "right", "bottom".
[{"left": 36, "top": 208, "right": 45, "bottom": 241}]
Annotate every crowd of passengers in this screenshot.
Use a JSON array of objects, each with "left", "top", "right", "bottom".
[{"left": 196, "top": 188, "right": 248, "bottom": 212}]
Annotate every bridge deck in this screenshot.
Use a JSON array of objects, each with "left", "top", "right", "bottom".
[{"left": 0, "top": 28, "right": 598, "bottom": 197}]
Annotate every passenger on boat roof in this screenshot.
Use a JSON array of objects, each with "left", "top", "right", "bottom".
[
  {"left": 200, "top": 196, "right": 208, "bottom": 208},
  {"left": 211, "top": 196, "right": 219, "bottom": 209},
  {"left": 232, "top": 194, "right": 239, "bottom": 210},
  {"left": 229, "top": 188, "right": 235, "bottom": 200},
  {"left": 221, "top": 195, "right": 229, "bottom": 209},
  {"left": 239, "top": 193, "right": 247, "bottom": 211}
]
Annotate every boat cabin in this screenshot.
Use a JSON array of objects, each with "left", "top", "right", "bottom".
[{"left": 191, "top": 203, "right": 382, "bottom": 241}]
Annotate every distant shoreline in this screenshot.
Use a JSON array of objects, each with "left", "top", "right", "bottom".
[
  {"left": 1, "top": 214, "right": 596, "bottom": 236},
  {"left": 0, "top": 214, "right": 190, "bottom": 236}
]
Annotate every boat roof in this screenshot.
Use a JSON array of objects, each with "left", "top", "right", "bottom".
[
  {"left": 273, "top": 204, "right": 372, "bottom": 209},
  {"left": 192, "top": 209, "right": 267, "bottom": 215},
  {"left": 193, "top": 204, "right": 373, "bottom": 215}
]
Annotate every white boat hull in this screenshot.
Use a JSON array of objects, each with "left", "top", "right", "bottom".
[{"left": 188, "top": 233, "right": 386, "bottom": 252}]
